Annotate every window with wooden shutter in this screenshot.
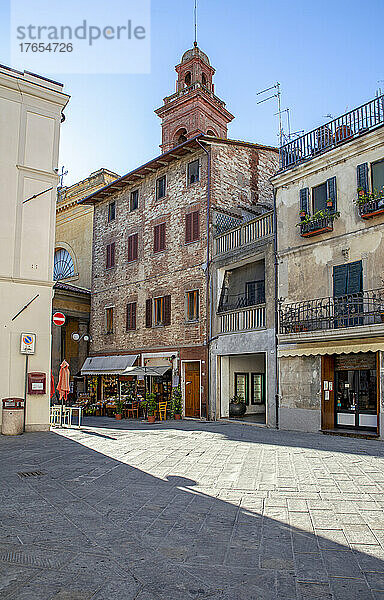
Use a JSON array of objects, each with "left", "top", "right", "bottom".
[
  {"left": 299, "top": 188, "right": 309, "bottom": 214},
  {"left": 372, "top": 159, "right": 384, "bottom": 195},
  {"left": 164, "top": 295, "right": 171, "bottom": 325},
  {"left": 326, "top": 177, "right": 337, "bottom": 212},
  {"left": 313, "top": 182, "right": 327, "bottom": 213},
  {"left": 185, "top": 211, "right": 199, "bottom": 243},
  {"left": 108, "top": 201, "right": 116, "bottom": 222},
  {"left": 156, "top": 175, "right": 166, "bottom": 200},
  {"left": 357, "top": 163, "right": 369, "bottom": 193},
  {"left": 153, "top": 297, "right": 164, "bottom": 326},
  {"left": 126, "top": 302, "right": 137, "bottom": 331},
  {"left": 333, "top": 261, "right": 362, "bottom": 297},
  {"left": 106, "top": 242, "right": 115, "bottom": 269},
  {"left": 127, "top": 233, "right": 138, "bottom": 262},
  {"left": 154, "top": 223, "right": 166, "bottom": 252},
  {"left": 145, "top": 299, "right": 152, "bottom": 328},
  {"left": 130, "top": 190, "right": 139, "bottom": 211},
  {"left": 186, "top": 290, "right": 199, "bottom": 321},
  {"left": 187, "top": 160, "right": 199, "bottom": 185},
  {"left": 105, "top": 307, "right": 114, "bottom": 334}
]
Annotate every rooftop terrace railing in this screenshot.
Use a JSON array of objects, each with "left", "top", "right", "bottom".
[
  {"left": 214, "top": 211, "right": 274, "bottom": 256},
  {"left": 280, "top": 95, "right": 384, "bottom": 170}
]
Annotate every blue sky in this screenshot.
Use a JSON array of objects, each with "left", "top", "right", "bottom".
[{"left": 1, "top": 0, "right": 383, "bottom": 185}]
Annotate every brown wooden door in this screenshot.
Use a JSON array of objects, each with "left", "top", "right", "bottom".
[
  {"left": 184, "top": 362, "right": 200, "bottom": 418},
  {"left": 321, "top": 355, "right": 335, "bottom": 430}
]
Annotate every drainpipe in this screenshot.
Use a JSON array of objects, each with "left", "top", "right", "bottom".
[
  {"left": 273, "top": 187, "right": 280, "bottom": 430},
  {"left": 196, "top": 139, "right": 212, "bottom": 420}
]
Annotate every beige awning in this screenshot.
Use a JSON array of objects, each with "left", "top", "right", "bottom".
[
  {"left": 125, "top": 366, "right": 171, "bottom": 377},
  {"left": 278, "top": 338, "right": 384, "bottom": 357}
]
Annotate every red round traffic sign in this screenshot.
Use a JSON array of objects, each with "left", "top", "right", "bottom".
[{"left": 53, "top": 312, "right": 66, "bottom": 326}]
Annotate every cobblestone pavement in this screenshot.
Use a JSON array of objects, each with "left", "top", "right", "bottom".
[{"left": 2, "top": 419, "right": 384, "bottom": 599}]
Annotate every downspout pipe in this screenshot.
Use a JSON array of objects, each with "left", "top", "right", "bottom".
[
  {"left": 273, "top": 187, "right": 280, "bottom": 430},
  {"left": 196, "top": 139, "right": 212, "bottom": 420}
]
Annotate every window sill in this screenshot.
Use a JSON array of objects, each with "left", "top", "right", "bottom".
[
  {"left": 185, "top": 319, "right": 199, "bottom": 325},
  {"left": 187, "top": 180, "right": 200, "bottom": 187},
  {"left": 153, "top": 249, "right": 167, "bottom": 255},
  {"left": 155, "top": 195, "right": 168, "bottom": 202},
  {"left": 185, "top": 239, "right": 200, "bottom": 246},
  {"left": 127, "top": 259, "right": 138, "bottom": 264}
]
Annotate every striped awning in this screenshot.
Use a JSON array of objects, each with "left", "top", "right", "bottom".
[
  {"left": 278, "top": 339, "right": 384, "bottom": 357},
  {"left": 81, "top": 355, "right": 138, "bottom": 375}
]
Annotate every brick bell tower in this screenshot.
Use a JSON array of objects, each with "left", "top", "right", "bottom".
[{"left": 155, "top": 42, "right": 234, "bottom": 153}]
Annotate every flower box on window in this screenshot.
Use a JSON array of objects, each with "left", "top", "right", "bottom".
[{"left": 297, "top": 210, "right": 339, "bottom": 238}]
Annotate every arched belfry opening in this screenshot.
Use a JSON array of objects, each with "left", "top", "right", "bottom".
[{"left": 155, "top": 44, "right": 234, "bottom": 153}]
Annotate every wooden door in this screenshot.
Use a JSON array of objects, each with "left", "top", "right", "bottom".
[
  {"left": 184, "top": 362, "right": 200, "bottom": 418},
  {"left": 321, "top": 355, "right": 335, "bottom": 430}
]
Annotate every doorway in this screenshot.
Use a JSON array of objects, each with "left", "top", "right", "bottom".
[
  {"left": 184, "top": 362, "right": 200, "bottom": 418},
  {"left": 335, "top": 369, "right": 377, "bottom": 430}
]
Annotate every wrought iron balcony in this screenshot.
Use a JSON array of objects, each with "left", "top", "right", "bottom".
[
  {"left": 280, "top": 288, "right": 384, "bottom": 334},
  {"left": 300, "top": 215, "right": 334, "bottom": 237},
  {"left": 218, "top": 286, "right": 265, "bottom": 313},
  {"left": 358, "top": 194, "right": 384, "bottom": 219},
  {"left": 280, "top": 95, "right": 384, "bottom": 170}
]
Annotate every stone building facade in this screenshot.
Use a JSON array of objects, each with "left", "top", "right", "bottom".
[
  {"left": 81, "top": 46, "right": 277, "bottom": 418},
  {"left": 273, "top": 94, "right": 384, "bottom": 437},
  {"left": 52, "top": 169, "right": 118, "bottom": 395}
]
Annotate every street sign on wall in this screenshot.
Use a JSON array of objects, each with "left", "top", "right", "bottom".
[
  {"left": 20, "top": 333, "right": 36, "bottom": 355},
  {"left": 52, "top": 312, "right": 66, "bottom": 326}
]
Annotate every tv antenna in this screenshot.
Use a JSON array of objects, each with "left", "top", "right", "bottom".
[{"left": 257, "top": 82, "right": 284, "bottom": 147}]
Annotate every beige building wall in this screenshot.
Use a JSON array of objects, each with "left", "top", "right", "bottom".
[
  {"left": 0, "top": 65, "right": 69, "bottom": 432},
  {"left": 55, "top": 169, "right": 119, "bottom": 290}
]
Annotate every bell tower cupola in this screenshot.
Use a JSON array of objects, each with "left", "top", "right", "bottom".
[{"left": 155, "top": 43, "right": 234, "bottom": 153}]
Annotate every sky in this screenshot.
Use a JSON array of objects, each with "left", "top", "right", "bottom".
[{"left": 0, "top": 0, "right": 383, "bottom": 186}]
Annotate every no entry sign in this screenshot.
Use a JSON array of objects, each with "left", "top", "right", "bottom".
[{"left": 52, "top": 312, "right": 66, "bottom": 326}]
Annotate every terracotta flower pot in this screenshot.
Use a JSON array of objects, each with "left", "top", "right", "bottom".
[
  {"left": 327, "top": 201, "right": 333, "bottom": 208},
  {"left": 115, "top": 414, "right": 122, "bottom": 420},
  {"left": 174, "top": 414, "right": 181, "bottom": 420},
  {"left": 148, "top": 415, "right": 156, "bottom": 423}
]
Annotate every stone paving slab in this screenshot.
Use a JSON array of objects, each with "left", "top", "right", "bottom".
[{"left": 1, "top": 417, "right": 384, "bottom": 598}]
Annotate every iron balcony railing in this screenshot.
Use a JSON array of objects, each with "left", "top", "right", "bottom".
[
  {"left": 280, "top": 95, "right": 384, "bottom": 170},
  {"left": 214, "top": 211, "right": 274, "bottom": 255},
  {"left": 280, "top": 288, "right": 384, "bottom": 334},
  {"left": 218, "top": 285, "right": 265, "bottom": 313},
  {"left": 358, "top": 194, "right": 384, "bottom": 218},
  {"left": 300, "top": 215, "right": 334, "bottom": 237}
]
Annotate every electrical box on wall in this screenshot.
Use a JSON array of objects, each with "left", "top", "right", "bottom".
[{"left": 27, "top": 372, "right": 46, "bottom": 395}]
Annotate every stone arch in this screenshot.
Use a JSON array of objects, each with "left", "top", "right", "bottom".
[
  {"left": 184, "top": 71, "right": 191, "bottom": 87},
  {"left": 53, "top": 243, "right": 77, "bottom": 281},
  {"left": 174, "top": 128, "right": 188, "bottom": 147},
  {"left": 206, "top": 129, "right": 217, "bottom": 137}
]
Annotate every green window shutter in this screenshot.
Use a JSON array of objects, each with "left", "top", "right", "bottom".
[
  {"left": 299, "top": 188, "right": 309, "bottom": 214},
  {"left": 346, "top": 260, "right": 362, "bottom": 295},
  {"left": 333, "top": 264, "right": 348, "bottom": 297},
  {"left": 326, "top": 177, "right": 337, "bottom": 211},
  {"left": 357, "top": 163, "right": 369, "bottom": 193}
]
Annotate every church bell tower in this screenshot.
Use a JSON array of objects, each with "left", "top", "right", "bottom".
[{"left": 155, "top": 43, "right": 234, "bottom": 153}]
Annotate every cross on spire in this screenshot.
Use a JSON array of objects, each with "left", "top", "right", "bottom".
[{"left": 194, "top": 0, "right": 198, "bottom": 46}]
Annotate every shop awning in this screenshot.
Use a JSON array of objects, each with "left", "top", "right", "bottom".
[
  {"left": 124, "top": 366, "right": 171, "bottom": 377},
  {"left": 278, "top": 338, "right": 384, "bottom": 357},
  {"left": 81, "top": 355, "right": 138, "bottom": 375}
]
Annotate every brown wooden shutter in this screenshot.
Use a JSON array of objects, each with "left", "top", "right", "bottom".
[
  {"left": 145, "top": 299, "right": 152, "bottom": 327},
  {"left": 133, "top": 234, "right": 138, "bottom": 260},
  {"left": 192, "top": 211, "right": 199, "bottom": 241},
  {"left": 185, "top": 213, "right": 192, "bottom": 243},
  {"left": 164, "top": 295, "right": 171, "bottom": 325},
  {"left": 106, "top": 244, "right": 110, "bottom": 268},
  {"left": 126, "top": 302, "right": 136, "bottom": 330},
  {"left": 160, "top": 223, "right": 166, "bottom": 251},
  {"left": 110, "top": 242, "right": 115, "bottom": 267},
  {"left": 128, "top": 234, "right": 138, "bottom": 262},
  {"left": 321, "top": 355, "right": 335, "bottom": 430},
  {"left": 154, "top": 225, "right": 159, "bottom": 252}
]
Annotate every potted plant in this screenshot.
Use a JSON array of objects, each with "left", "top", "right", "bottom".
[
  {"left": 145, "top": 392, "right": 157, "bottom": 423},
  {"left": 326, "top": 199, "right": 333, "bottom": 208},
  {"left": 115, "top": 399, "right": 124, "bottom": 420},
  {"left": 171, "top": 385, "right": 182, "bottom": 419},
  {"left": 229, "top": 394, "right": 246, "bottom": 417}
]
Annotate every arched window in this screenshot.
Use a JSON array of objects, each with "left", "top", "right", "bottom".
[
  {"left": 206, "top": 129, "right": 216, "bottom": 137},
  {"left": 202, "top": 73, "right": 207, "bottom": 87},
  {"left": 53, "top": 248, "right": 75, "bottom": 280},
  {"left": 184, "top": 72, "right": 191, "bottom": 86},
  {"left": 174, "top": 128, "right": 188, "bottom": 147}
]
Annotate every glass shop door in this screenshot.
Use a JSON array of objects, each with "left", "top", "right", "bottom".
[{"left": 335, "top": 369, "right": 377, "bottom": 430}]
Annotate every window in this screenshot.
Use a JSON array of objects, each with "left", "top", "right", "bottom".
[
  {"left": 126, "top": 302, "right": 137, "bottom": 331},
  {"left": 156, "top": 175, "right": 166, "bottom": 200},
  {"left": 105, "top": 307, "right": 114, "bottom": 334},
  {"left": 108, "top": 201, "right": 116, "bottom": 222},
  {"left": 154, "top": 223, "right": 166, "bottom": 252},
  {"left": 146, "top": 296, "right": 171, "bottom": 327},
  {"left": 246, "top": 281, "right": 265, "bottom": 306},
  {"left": 127, "top": 233, "right": 138, "bottom": 262},
  {"left": 188, "top": 160, "right": 199, "bottom": 185},
  {"left": 372, "top": 159, "right": 384, "bottom": 195},
  {"left": 313, "top": 182, "right": 328, "bottom": 213},
  {"left": 186, "top": 290, "right": 199, "bottom": 321},
  {"left": 184, "top": 72, "right": 191, "bottom": 86},
  {"left": 202, "top": 73, "right": 207, "bottom": 86},
  {"left": 106, "top": 242, "right": 115, "bottom": 269},
  {"left": 185, "top": 211, "right": 200, "bottom": 243},
  {"left": 130, "top": 190, "right": 139, "bottom": 211},
  {"left": 251, "top": 374, "right": 265, "bottom": 405},
  {"left": 53, "top": 248, "right": 75, "bottom": 280},
  {"left": 235, "top": 373, "right": 249, "bottom": 405}
]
